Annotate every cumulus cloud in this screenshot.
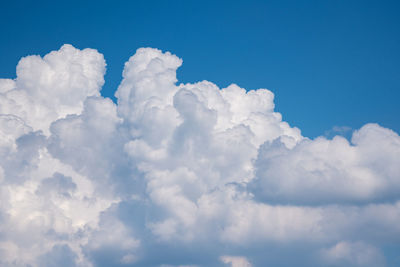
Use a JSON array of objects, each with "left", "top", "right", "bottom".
[
  {"left": 0, "top": 45, "right": 399, "bottom": 266},
  {"left": 0, "top": 44, "right": 105, "bottom": 134},
  {"left": 250, "top": 123, "right": 400, "bottom": 205}
]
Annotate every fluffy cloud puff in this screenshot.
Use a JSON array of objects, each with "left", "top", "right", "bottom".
[{"left": 0, "top": 45, "right": 399, "bottom": 267}]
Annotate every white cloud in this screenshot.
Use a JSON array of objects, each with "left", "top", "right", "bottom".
[
  {"left": 0, "top": 44, "right": 105, "bottom": 134},
  {"left": 220, "top": 255, "right": 252, "bottom": 267},
  {"left": 251, "top": 123, "right": 400, "bottom": 205},
  {"left": 320, "top": 241, "right": 386, "bottom": 267},
  {"left": 0, "top": 45, "right": 399, "bottom": 266}
]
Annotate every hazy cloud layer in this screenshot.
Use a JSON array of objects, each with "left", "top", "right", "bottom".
[{"left": 0, "top": 45, "right": 399, "bottom": 266}]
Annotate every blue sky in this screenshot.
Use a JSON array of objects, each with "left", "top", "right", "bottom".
[{"left": 1, "top": 0, "right": 399, "bottom": 138}]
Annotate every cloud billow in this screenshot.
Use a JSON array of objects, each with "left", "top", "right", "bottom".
[{"left": 0, "top": 45, "right": 399, "bottom": 267}]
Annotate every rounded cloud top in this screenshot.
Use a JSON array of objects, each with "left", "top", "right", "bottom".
[{"left": 0, "top": 45, "right": 399, "bottom": 267}]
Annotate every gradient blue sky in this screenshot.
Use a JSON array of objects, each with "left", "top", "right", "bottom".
[{"left": 1, "top": 0, "right": 399, "bottom": 137}]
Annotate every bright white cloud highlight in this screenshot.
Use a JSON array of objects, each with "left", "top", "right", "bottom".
[{"left": 0, "top": 45, "right": 399, "bottom": 266}]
